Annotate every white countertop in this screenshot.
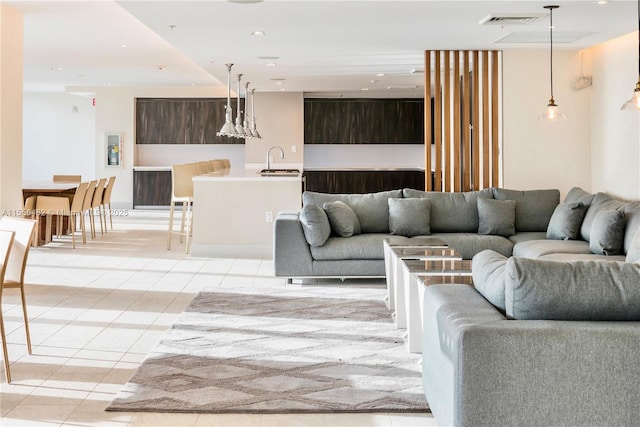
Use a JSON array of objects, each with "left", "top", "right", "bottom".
[
  {"left": 192, "top": 168, "right": 302, "bottom": 182},
  {"left": 132, "top": 166, "right": 171, "bottom": 171}
]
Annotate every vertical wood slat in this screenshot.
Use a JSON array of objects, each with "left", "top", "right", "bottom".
[
  {"left": 424, "top": 51, "right": 432, "bottom": 191},
  {"left": 491, "top": 50, "right": 500, "bottom": 186},
  {"left": 434, "top": 52, "right": 442, "bottom": 191},
  {"left": 462, "top": 51, "right": 471, "bottom": 192},
  {"left": 472, "top": 50, "right": 480, "bottom": 190},
  {"left": 453, "top": 51, "right": 461, "bottom": 192},
  {"left": 443, "top": 51, "right": 451, "bottom": 192},
  {"left": 482, "top": 51, "right": 491, "bottom": 187},
  {"left": 424, "top": 50, "right": 501, "bottom": 192}
]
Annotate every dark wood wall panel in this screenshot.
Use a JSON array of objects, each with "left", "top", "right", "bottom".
[
  {"left": 304, "top": 98, "right": 424, "bottom": 144},
  {"left": 136, "top": 98, "right": 245, "bottom": 145},
  {"left": 133, "top": 170, "right": 172, "bottom": 207},
  {"left": 303, "top": 170, "right": 425, "bottom": 194}
]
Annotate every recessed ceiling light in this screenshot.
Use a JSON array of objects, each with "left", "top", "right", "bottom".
[
  {"left": 376, "top": 73, "right": 385, "bottom": 77},
  {"left": 279, "top": 87, "right": 286, "bottom": 91},
  {"left": 259, "top": 56, "right": 280, "bottom": 60},
  {"left": 250, "top": 31, "right": 265, "bottom": 36},
  {"left": 228, "top": 0, "right": 263, "bottom": 3},
  {"left": 120, "top": 44, "right": 127, "bottom": 48},
  {"left": 276, "top": 81, "right": 284, "bottom": 85},
  {"left": 266, "top": 62, "right": 277, "bottom": 67},
  {"left": 361, "top": 88, "right": 369, "bottom": 91},
  {"left": 370, "top": 80, "right": 378, "bottom": 84}
]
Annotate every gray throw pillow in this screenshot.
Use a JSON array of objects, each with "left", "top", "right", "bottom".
[
  {"left": 477, "top": 198, "right": 516, "bottom": 237},
  {"left": 590, "top": 209, "right": 626, "bottom": 255},
  {"left": 388, "top": 198, "right": 431, "bottom": 237},
  {"left": 564, "top": 187, "right": 595, "bottom": 206},
  {"left": 546, "top": 202, "right": 589, "bottom": 240},
  {"left": 626, "top": 229, "right": 640, "bottom": 263},
  {"left": 299, "top": 204, "right": 331, "bottom": 247},
  {"left": 323, "top": 201, "right": 361, "bottom": 237}
]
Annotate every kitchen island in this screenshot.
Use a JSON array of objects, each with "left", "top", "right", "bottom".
[{"left": 191, "top": 168, "right": 302, "bottom": 258}]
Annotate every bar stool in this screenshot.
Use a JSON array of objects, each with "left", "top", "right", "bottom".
[{"left": 167, "top": 163, "right": 197, "bottom": 253}]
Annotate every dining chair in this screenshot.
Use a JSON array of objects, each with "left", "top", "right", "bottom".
[
  {"left": 101, "top": 176, "right": 116, "bottom": 231},
  {"left": 167, "top": 163, "right": 197, "bottom": 253},
  {"left": 0, "top": 217, "right": 37, "bottom": 364},
  {"left": 81, "top": 180, "right": 98, "bottom": 242},
  {"left": 0, "top": 229, "right": 15, "bottom": 383},
  {"left": 90, "top": 178, "right": 107, "bottom": 236},
  {"left": 34, "top": 183, "right": 88, "bottom": 249},
  {"left": 52, "top": 175, "right": 81, "bottom": 183},
  {"left": 195, "top": 161, "right": 210, "bottom": 175},
  {"left": 220, "top": 158, "right": 231, "bottom": 169}
]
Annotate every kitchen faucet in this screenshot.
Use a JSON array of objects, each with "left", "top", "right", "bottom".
[{"left": 266, "top": 146, "right": 285, "bottom": 170}]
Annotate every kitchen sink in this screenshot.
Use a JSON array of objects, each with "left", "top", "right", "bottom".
[{"left": 259, "top": 168, "right": 300, "bottom": 176}]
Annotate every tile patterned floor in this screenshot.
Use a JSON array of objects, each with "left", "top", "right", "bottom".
[{"left": 0, "top": 211, "right": 436, "bottom": 426}]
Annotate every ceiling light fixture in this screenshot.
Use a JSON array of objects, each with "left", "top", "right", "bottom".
[
  {"left": 249, "top": 88, "right": 261, "bottom": 138},
  {"left": 216, "top": 64, "right": 261, "bottom": 140},
  {"left": 540, "top": 5, "right": 567, "bottom": 122},
  {"left": 250, "top": 31, "right": 265, "bottom": 36},
  {"left": 266, "top": 62, "right": 277, "bottom": 67},
  {"left": 621, "top": 0, "right": 640, "bottom": 111}
]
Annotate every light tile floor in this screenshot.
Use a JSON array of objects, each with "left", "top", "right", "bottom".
[{"left": 0, "top": 210, "right": 436, "bottom": 426}]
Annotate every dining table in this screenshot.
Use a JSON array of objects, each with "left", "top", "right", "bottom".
[{"left": 22, "top": 180, "right": 79, "bottom": 245}]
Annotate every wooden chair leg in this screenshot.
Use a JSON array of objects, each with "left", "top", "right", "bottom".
[
  {"left": 167, "top": 202, "right": 175, "bottom": 250},
  {"left": 19, "top": 287, "right": 32, "bottom": 354},
  {"left": 108, "top": 203, "right": 113, "bottom": 229},
  {"left": 179, "top": 202, "right": 187, "bottom": 243},
  {"left": 0, "top": 309, "right": 12, "bottom": 383}
]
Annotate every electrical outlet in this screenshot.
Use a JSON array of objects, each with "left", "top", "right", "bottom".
[
  {"left": 291, "top": 145, "right": 297, "bottom": 153},
  {"left": 265, "top": 211, "right": 273, "bottom": 222}
]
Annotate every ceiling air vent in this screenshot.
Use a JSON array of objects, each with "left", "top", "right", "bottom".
[{"left": 479, "top": 13, "right": 546, "bottom": 26}]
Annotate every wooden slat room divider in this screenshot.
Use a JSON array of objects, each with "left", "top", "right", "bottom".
[{"left": 424, "top": 50, "right": 502, "bottom": 192}]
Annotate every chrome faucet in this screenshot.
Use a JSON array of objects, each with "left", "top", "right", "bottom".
[{"left": 266, "top": 146, "right": 285, "bottom": 170}]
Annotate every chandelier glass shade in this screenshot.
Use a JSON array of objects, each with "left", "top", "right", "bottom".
[
  {"left": 216, "top": 64, "right": 262, "bottom": 139},
  {"left": 540, "top": 5, "right": 567, "bottom": 122}
]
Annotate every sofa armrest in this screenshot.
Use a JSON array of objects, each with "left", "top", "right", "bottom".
[
  {"left": 273, "top": 212, "right": 313, "bottom": 277},
  {"left": 423, "top": 285, "right": 640, "bottom": 427}
]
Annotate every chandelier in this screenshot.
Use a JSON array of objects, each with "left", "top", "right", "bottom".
[{"left": 216, "top": 63, "right": 262, "bottom": 139}]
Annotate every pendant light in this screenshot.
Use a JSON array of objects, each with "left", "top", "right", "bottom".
[
  {"left": 540, "top": 5, "right": 567, "bottom": 122},
  {"left": 250, "top": 88, "right": 261, "bottom": 139},
  {"left": 216, "top": 63, "right": 238, "bottom": 137},
  {"left": 243, "top": 81, "right": 253, "bottom": 137},
  {"left": 621, "top": 0, "right": 640, "bottom": 111},
  {"left": 234, "top": 73, "right": 247, "bottom": 138}
]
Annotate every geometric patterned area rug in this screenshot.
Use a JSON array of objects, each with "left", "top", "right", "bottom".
[{"left": 106, "top": 286, "right": 429, "bottom": 414}]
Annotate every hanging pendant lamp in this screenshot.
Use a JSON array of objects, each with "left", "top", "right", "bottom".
[
  {"left": 250, "top": 88, "right": 261, "bottom": 139},
  {"left": 540, "top": 5, "right": 567, "bottom": 122},
  {"left": 622, "top": 0, "right": 640, "bottom": 110},
  {"left": 234, "top": 73, "right": 247, "bottom": 138},
  {"left": 217, "top": 64, "right": 238, "bottom": 137},
  {"left": 243, "top": 82, "right": 254, "bottom": 138}
]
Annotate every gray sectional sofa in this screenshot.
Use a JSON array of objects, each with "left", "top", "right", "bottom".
[
  {"left": 274, "top": 187, "right": 560, "bottom": 279},
  {"left": 274, "top": 185, "right": 640, "bottom": 426}
]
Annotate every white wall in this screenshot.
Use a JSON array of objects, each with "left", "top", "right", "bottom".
[
  {"left": 245, "top": 91, "right": 304, "bottom": 168},
  {"left": 590, "top": 32, "right": 640, "bottom": 200},
  {"left": 502, "top": 49, "right": 592, "bottom": 199},
  {"left": 23, "top": 93, "right": 95, "bottom": 181},
  {"left": 0, "top": 4, "right": 24, "bottom": 212}
]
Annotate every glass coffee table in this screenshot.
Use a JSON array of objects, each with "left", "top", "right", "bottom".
[
  {"left": 402, "top": 259, "right": 472, "bottom": 353},
  {"left": 383, "top": 236, "right": 447, "bottom": 328}
]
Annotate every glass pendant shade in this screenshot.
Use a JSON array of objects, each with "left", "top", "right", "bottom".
[
  {"left": 621, "top": 84, "right": 640, "bottom": 111},
  {"left": 250, "top": 88, "right": 261, "bottom": 139},
  {"left": 243, "top": 82, "right": 254, "bottom": 137},
  {"left": 540, "top": 98, "right": 567, "bottom": 122},
  {"left": 217, "top": 64, "right": 237, "bottom": 137}
]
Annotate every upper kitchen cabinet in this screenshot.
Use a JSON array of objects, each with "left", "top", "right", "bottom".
[
  {"left": 304, "top": 98, "right": 424, "bottom": 144},
  {"left": 136, "top": 98, "right": 245, "bottom": 144}
]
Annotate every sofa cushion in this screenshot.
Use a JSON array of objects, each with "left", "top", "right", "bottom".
[
  {"left": 472, "top": 250, "right": 508, "bottom": 311},
  {"left": 477, "top": 198, "right": 516, "bottom": 237},
  {"left": 564, "top": 186, "right": 595, "bottom": 206},
  {"left": 491, "top": 188, "right": 560, "bottom": 232},
  {"left": 623, "top": 201, "right": 640, "bottom": 254},
  {"left": 580, "top": 192, "right": 625, "bottom": 242},
  {"left": 625, "top": 228, "right": 640, "bottom": 263},
  {"left": 590, "top": 209, "right": 626, "bottom": 255},
  {"left": 303, "top": 190, "right": 402, "bottom": 233},
  {"left": 507, "top": 232, "right": 547, "bottom": 245},
  {"left": 388, "top": 198, "right": 431, "bottom": 237},
  {"left": 539, "top": 253, "right": 626, "bottom": 262},
  {"left": 310, "top": 233, "right": 390, "bottom": 260},
  {"left": 545, "top": 202, "right": 589, "bottom": 240},
  {"left": 402, "top": 188, "right": 493, "bottom": 233},
  {"left": 430, "top": 233, "right": 513, "bottom": 259},
  {"left": 299, "top": 204, "right": 331, "bottom": 247},
  {"left": 505, "top": 257, "right": 640, "bottom": 320},
  {"left": 323, "top": 201, "right": 361, "bottom": 237},
  {"left": 512, "top": 239, "right": 591, "bottom": 259}
]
